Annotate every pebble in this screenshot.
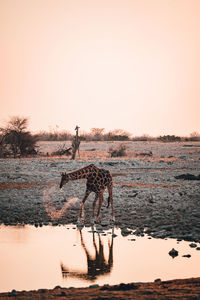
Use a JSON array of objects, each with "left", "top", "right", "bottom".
[
  {"left": 189, "top": 243, "right": 197, "bottom": 248},
  {"left": 168, "top": 248, "right": 178, "bottom": 258},
  {"left": 121, "top": 228, "right": 132, "bottom": 236},
  {"left": 89, "top": 284, "right": 99, "bottom": 289}
]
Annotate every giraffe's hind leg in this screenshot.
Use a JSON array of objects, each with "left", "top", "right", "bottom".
[
  {"left": 107, "top": 183, "right": 115, "bottom": 222},
  {"left": 96, "top": 190, "right": 104, "bottom": 223},
  {"left": 91, "top": 193, "right": 99, "bottom": 224}
]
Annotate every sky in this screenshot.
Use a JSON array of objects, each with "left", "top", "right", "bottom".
[{"left": 0, "top": 0, "right": 200, "bottom": 136}]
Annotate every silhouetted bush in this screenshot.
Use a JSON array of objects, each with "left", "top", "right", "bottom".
[
  {"left": 35, "top": 130, "right": 73, "bottom": 141},
  {"left": 185, "top": 132, "right": 200, "bottom": 142},
  {"left": 0, "top": 116, "right": 38, "bottom": 157},
  {"left": 132, "top": 135, "right": 155, "bottom": 141},
  {"left": 158, "top": 135, "right": 181, "bottom": 142},
  {"left": 105, "top": 129, "right": 131, "bottom": 141}
]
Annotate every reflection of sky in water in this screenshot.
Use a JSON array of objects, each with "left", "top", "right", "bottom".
[{"left": 0, "top": 225, "right": 200, "bottom": 292}]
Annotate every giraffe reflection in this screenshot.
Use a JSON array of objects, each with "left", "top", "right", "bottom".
[{"left": 61, "top": 227, "right": 114, "bottom": 281}]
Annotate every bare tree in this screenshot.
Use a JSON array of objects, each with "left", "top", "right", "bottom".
[{"left": 90, "top": 128, "right": 105, "bottom": 141}]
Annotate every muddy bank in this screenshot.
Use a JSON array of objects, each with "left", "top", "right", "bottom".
[
  {"left": 1, "top": 277, "right": 200, "bottom": 299},
  {"left": 0, "top": 141, "right": 200, "bottom": 242}
]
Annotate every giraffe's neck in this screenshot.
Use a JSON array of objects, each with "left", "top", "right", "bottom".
[{"left": 67, "top": 164, "right": 96, "bottom": 181}]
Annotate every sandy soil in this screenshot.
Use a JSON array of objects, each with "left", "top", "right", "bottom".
[{"left": 0, "top": 277, "right": 200, "bottom": 299}]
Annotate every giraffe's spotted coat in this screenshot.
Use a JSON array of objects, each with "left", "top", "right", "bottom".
[{"left": 60, "top": 164, "right": 114, "bottom": 222}]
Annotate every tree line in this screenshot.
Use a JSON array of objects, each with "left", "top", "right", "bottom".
[{"left": 0, "top": 116, "right": 200, "bottom": 158}]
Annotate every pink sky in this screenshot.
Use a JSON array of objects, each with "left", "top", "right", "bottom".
[{"left": 0, "top": 0, "right": 200, "bottom": 136}]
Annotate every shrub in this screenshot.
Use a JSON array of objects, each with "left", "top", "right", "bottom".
[
  {"left": 158, "top": 135, "right": 181, "bottom": 142},
  {"left": 108, "top": 144, "right": 127, "bottom": 157},
  {"left": 0, "top": 116, "right": 38, "bottom": 157}
]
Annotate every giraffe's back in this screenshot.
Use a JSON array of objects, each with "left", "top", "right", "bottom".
[{"left": 86, "top": 166, "right": 112, "bottom": 193}]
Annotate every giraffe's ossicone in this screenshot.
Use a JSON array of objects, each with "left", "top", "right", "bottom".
[{"left": 59, "top": 164, "right": 114, "bottom": 222}]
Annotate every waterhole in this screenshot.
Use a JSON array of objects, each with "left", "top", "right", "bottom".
[{"left": 0, "top": 224, "right": 200, "bottom": 292}]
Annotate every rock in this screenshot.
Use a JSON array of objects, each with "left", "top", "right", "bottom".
[
  {"left": 175, "top": 173, "right": 200, "bottom": 180},
  {"left": 152, "top": 230, "right": 167, "bottom": 239},
  {"left": 52, "top": 221, "right": 58, "bottom": 226},
  {"left": 89, "top": 284, "right": 99, "bottom": 288},
  {"left": 169, "top": 248, "right": 178, "bottom": 258},
  {"left": 54, "top": 285, "right": 62, "bottom": 289},
  {"left": 134, "top": 229, "right": 143, "bottom": 236},
  {"left": 96, "top": 224, "right": 103, "bottom": 231},
  {"left": 182, "top": 254, "right": 191, "bottom": 258},
  {"left": 9, "top": 289, "right": 17, "bottom": 296},
  {"left": 106, "top": 283, "right": 138, "bottom": 291},
  {"left": 101, "top": 220, "right": 109, "bottom": 226},
  {"left": 196, "top": 247, "right": 200, "bottom": 251},
  {"left": 112, "top": 233, "right": 118, "bottom": 238},
  {"left": 154, "top": 278, "right": 161, "bottom": 282},
  {"left": 121, "top": 228, "right": 132, "bottom": 236},
  {"left": 60, "top": 291, "right": 67, "bottom": 296},
  {"left": 189, "top": 243, "right": 197, "bottom": 248}
]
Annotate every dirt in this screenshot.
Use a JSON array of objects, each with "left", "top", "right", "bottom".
[
  {"left": 1, "top": 277, "right": 200, "bottom": 299},
  {"left": 0, "top": 141, "right": 200, "bottom": 242}
]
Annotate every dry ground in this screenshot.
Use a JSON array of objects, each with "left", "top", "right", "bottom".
[{"left": 0, "top": 278, "right": 200, "bottom": 299}]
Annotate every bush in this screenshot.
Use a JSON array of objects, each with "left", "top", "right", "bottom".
[
  {"left": 158, "top": 135, "right": 181, "bottom": 142},
  {"left": 35, "top": 130, "right": 73, "bottom": 141},
  {"left": 0, "top": 116, "right": 38, "bottom": 157},
  {"left": 108, "top": 144, "right": 127, "bottom": 157}
]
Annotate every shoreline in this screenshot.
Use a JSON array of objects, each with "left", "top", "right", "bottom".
[{"left": 1, "top": 277, "right": 200, "bottom": 299}]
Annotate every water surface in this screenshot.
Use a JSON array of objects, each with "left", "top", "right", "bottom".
[{"left": 0, "top": 224, "right": 200, "bottom": 292}]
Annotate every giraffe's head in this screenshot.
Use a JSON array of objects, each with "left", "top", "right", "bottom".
[{"left": 60, "top": 172, "right": 69, "bottom": 188}]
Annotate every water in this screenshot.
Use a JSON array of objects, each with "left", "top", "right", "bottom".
[{"left": 0, "top": 224, "right": 200, "bottom": 293}]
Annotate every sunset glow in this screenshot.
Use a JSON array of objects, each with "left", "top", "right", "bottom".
[{"left": 1, "top": 0, "right": 200, "bottom": 136}]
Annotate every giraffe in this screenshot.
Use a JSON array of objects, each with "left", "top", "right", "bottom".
[{"left": 59, "top": 164, "right": 114, "bottom": 222}]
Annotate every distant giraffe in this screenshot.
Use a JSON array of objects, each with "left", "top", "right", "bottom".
[{"left": 59, "top": 164, "right": 114, "bottom": 222}]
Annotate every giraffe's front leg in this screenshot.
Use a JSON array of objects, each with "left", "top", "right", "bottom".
[{"left": 78, "top": 189, "right": 91, "bottom": 223}]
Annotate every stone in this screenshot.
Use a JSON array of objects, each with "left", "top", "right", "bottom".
[
  {"left": 121, "top": 228, "right": 132, "bottom": 236},
  {"left": 169, "top": 248, "right": 178, "bottom": 258},
  {"left": 112, "top": 233, "right": 118, "bottom": 238},
  {"left": 89, "top": 284, "right": 99, "bottom": 288},
  {"left": 189, "top": 243, "right": 197, "bottom": 248},
  {"left": 54, "top": 285, "right": 62, "bottom": 289},
  {"left": 101, "top": 220, "right": 109, "bottom": 226},
  {"left": 9, "top": 289, "right": 17, "bottom": 296}
]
